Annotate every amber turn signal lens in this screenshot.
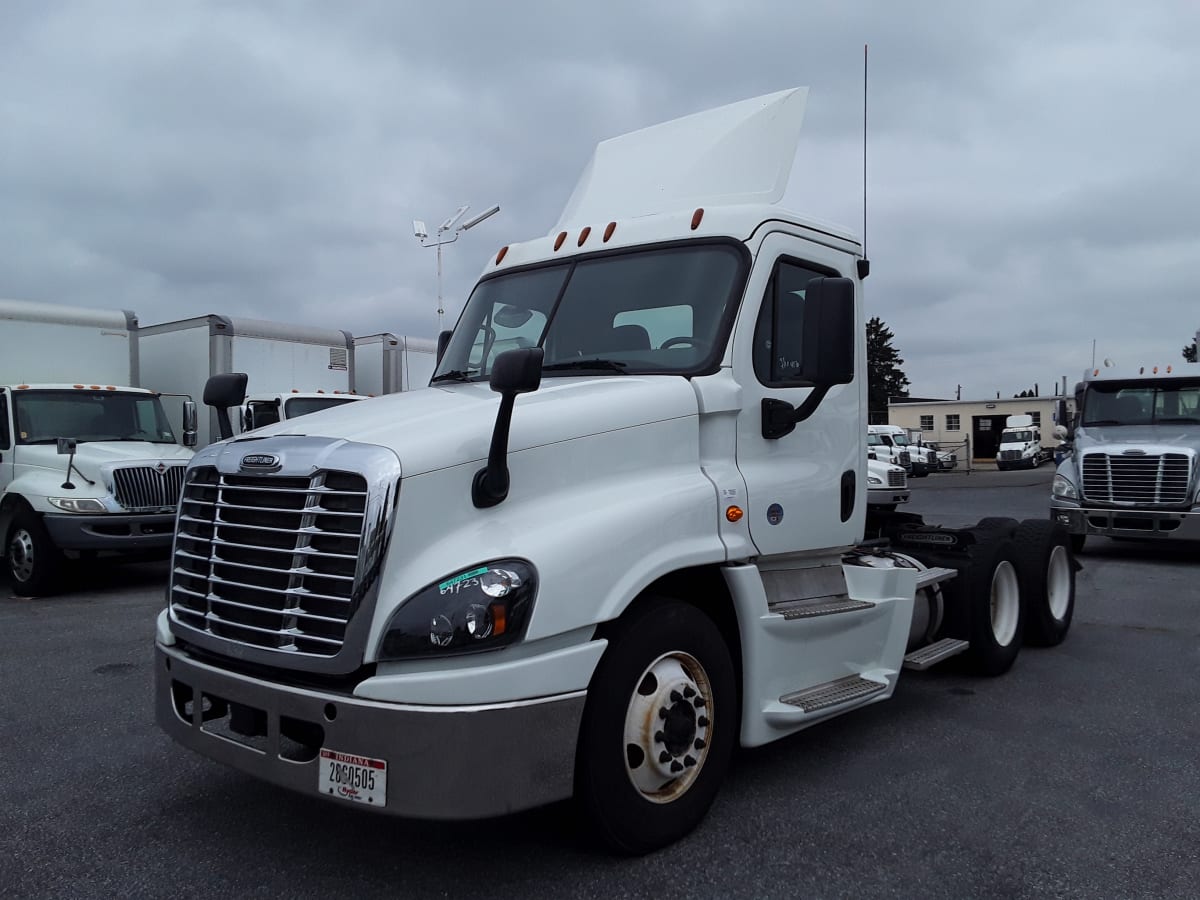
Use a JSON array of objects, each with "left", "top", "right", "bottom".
[{"left": 725, "top": 506, "right": 744, "bottom": 522}]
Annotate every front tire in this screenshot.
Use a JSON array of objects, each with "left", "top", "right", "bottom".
[
  {"left": 575, "top": 599, "right": 737, "bottom": 855},
  {"left": 6, "top": 508, "right": 63, "bottom": 597}
]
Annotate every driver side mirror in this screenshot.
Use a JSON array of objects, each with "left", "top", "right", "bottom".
[
  {"left": 182, "top": 401, "right": 198, "bottom": 448},
  {"left": 203, "top": 373, "right": 248, "bottom": 441},
  {"left": 799, "top": 277, "right": 855, "bottom": 386}
]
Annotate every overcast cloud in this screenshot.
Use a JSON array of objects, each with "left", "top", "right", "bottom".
[{"left": 4, "top": 0, "right": 1200, "bottom": 400}]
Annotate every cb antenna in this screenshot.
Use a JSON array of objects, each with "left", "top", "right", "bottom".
[{"left": 858, "top": 43, "right": 870, "bottom": 280}]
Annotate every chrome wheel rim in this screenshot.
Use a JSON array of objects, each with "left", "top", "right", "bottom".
[
  {"left": 990, "top": 560, "right": 1020, "bottom": 646},
  {"left": 9, "top": 528, "right": 35, "bottom": 583},
  {"left": 1046, "top": 545, "right": 1072, "bottom": 620},
  {"left": 622, "top": 651, "right": 712, "bottom": 803}
]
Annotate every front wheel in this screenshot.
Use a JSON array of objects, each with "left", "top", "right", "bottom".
[
  {"left": 575, "top": 599, "right": 737, "bottom": 855},
  {"left": 6, "top": 508, "right": 64, "bottom": 597}
]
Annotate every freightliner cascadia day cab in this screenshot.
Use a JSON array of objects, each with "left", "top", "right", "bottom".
[
  {"left": 138, "top": 315, "right": 356, "bottom": 447},
  {"left": 995, "top": 414, "right": 1052, "bottom": 471},
  {"left": 155, "top": 89, "right": 1077, "bottom": 853},
  {"left": 0, "top": 299, "right": 197, "bottom": 595},
  {"left": 1051, "top": 362, "right": 1200, "bottom": 552}
]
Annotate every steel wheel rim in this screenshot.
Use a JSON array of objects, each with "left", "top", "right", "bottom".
[
  {"left": 9, "top": 528, "right": 35, "bottom": 582},
  {"left": 622, "top": 651, "right": 713, "bottom": 804},
  {"left": 989, "top": 560, "right": 1020, "bottom": 647},
  {"left": 1046, "top": 544, "right": 1071, "bottom": 620}
]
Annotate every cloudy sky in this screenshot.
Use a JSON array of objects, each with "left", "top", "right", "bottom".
[{"left": 4, "top": 0, "right": 1199, "bottom": 400}]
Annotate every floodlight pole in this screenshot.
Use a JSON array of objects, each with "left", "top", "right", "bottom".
[{"left": 415, "top": 204, "right": 501, "bottom": 333}]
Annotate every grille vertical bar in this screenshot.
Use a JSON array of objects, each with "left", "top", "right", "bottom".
[{"left": 170, "top": 466, "right": 369, "bottom": 657}]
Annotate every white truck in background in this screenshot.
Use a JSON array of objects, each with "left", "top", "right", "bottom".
[
  {"left": 866, "top": 457, "right": 910, "bottom": 511},
  {"left": 995, "top": 414, "right": 1052, "bottom": 470},
  {"left": 154, "top": 89, "right": 1076, "bottom": 853},
  {"left": 353, "top": 333, "right": 438, "bottom": 395},
  {"left": 1051, "top": 362, "right": 1200, "bottom": 552},
  {"left": 1, "top": 299, "right": 196, "bottom": 594},
  {"left": 866, "top": 423, "right": 915, "bottom": 475},
  {"left": 241, "top": 391, "right": 368, "bottom": 433},
  {"left": 139, "top": 315, "right": 356, "bottom": 447}
]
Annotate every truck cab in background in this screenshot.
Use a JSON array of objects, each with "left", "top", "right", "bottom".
[
  {"left": 867, "top": 423, "right": 916, "bottom": 475},
  {"left": 0, "top": 300, "right": 196, "bottom": 595},
  {"left": 996, "top": 414, "right": 1052, "bottom": 470},
  {"left": 241, "top": 391, "right": 368, "bottom": 432},
  {"left": 1051, "top": 364, "right": 1200, "bottom": 551}
]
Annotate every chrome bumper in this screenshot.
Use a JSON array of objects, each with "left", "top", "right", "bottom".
[
  {"left": 1049, "top": 501, "right": 1200, "bottom": 541},
  {"left": 155, "top": 643, "right": 586, "bottom": 819}
]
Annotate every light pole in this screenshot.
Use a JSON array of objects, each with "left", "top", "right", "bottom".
[{"left": 413, "top": 204, "right": 500, "bottom": 333}]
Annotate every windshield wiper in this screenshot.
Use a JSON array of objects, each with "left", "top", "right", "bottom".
[
  {"left": 542, "top": 358, "right": 629, "bottom": 375},
  {"left": 1154, "top": 417, "right": 1200, "bottom": 424},
  {"left": 430, "top": 369, "right": 479, "bottom": 383},
  {"left": 1083, "top": 419, "right": 1123, "bottom": 426}
]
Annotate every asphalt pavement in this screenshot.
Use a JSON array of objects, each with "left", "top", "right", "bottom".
[{"left": 2, "top": 469, "right": 1198, "bottom": 898}]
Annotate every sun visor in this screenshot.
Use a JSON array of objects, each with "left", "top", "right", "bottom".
[{"left": 554, "top": 87, "right": 808, "bottom": 232}]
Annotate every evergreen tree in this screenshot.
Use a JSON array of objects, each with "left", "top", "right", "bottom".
[
  {"left": 1184, "top": 340, "right": 1197, "bottom": 363},
  {"left": 867, "top": 316, "right": 910, "bottom": 421}
]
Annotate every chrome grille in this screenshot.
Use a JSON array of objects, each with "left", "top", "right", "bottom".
[
  {"left": 1081, "top": 452, "right": 1192, "bottom": 504},
  {"left": 897, "top": 451, "right": 910, "bottom": 467},
  {"left": 113, "top": 465, "right": 186, "bottom": 511},
  {"left": 888, "top": 470, "right": 906, "bottom": 488},
  {"left": 999, "top": 450, "right": 1023, "bottom": 461},
  {"left": 170, "top": 465, "right": 368, "bottom": 657}
]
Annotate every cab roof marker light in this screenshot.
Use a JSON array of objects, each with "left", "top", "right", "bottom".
[
  {"left": 577, "top": 226, "right": 591, "bottom": 247},
  {"left": 89, "top": 385, "right": 100, "bottom": 390},
  {"left": 73, "top": 384, "right": 84, "bottom": 389},
  {"left": 495, "top": 245, "right": 509, "bottom": 265},
  {"left": 106, "top": 385, "right": 115, "bottom": 390},
  {"left": 16, "top": 384, "right": 28, "bottom": 390},
  {"left": 691, "top": 208, "right": 704, "bottom": 230},
  {"left": 603, "top": 222, "right": 617, "bottom": 242},
  {"left": 1167, "top": 365, "right": 1173, "bottom": 373},
  {"left": 553, "top": 231, "right": 567, "bottom": 251}
]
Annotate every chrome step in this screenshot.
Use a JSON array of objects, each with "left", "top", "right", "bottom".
[
  {"left": 775, "top": 597, "right": 875, "bottom": 620},
  {"left": 914, "top": 566, "right": 957, "bottom": 591},
  {"left": 903, "top": 637, "right": 969, "bottom": 671},
  {"left": 780, "top": 675, "right": 887, "bottom": 713}
]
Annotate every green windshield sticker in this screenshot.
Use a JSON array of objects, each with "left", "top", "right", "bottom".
[{"left": 439, "top": 567, "right": 488, "bottom": 592}]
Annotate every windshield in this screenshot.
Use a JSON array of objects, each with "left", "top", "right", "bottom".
[
  {"left": 1082, "top": 379, "right": 1200, "bottom": 426},
  {"left": 434, "top": 243, "right": 748, "bottom": 381},
  {"left": 284, "top": 397, "right": 361, "bottom": 418},
  {"left": 13, "top": 390, "right": 177, "bottom": 445},
  {"left": 866, "top": 433, "right": 883, "bottom": 446},
  {"left": 891, "top": 433, "right": 910, "bottom": 446},
  {"left": 1003, "top": 430, "right": 1034, "bottom": 442}
]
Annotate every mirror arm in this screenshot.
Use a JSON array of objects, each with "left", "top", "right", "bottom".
[
  {"left": 472, "top": 392, "right": 517, "bottom": 507},
  {"left": 761, "top": 387, "right": 831, "bottom": 440}
]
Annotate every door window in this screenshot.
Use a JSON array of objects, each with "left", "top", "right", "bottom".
[{"left": 752, "top": 259, "right": 840, "bottom": 386}]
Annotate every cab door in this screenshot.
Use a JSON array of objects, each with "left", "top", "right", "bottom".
[
  {"left": 0, "top": 389, "right": 13, "bottom": 492},
  {"left": 730, "top": 232, "right": 864, "bottom": 557}
]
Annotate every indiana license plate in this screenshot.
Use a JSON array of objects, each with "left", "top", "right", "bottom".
[{"left": 318, "top": 748, "right": 387, "bottom": 807}]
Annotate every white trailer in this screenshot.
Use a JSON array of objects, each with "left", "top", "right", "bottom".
[
  {"left": 353, "top": 333, "right": 438, "bottom": 396},
  {"left": 154, "top": 89, "right": 1076, "bottom": 853},
  {"left": 139, "top": 315, "right": 356, "bottom": 447},
  {"left": 0, "top": 299, "right": 196, "bottom": 594}
]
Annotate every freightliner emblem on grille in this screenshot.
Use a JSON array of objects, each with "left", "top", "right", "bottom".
[{"left": 241, "top": 453, "right": 279, "bottom": 468}]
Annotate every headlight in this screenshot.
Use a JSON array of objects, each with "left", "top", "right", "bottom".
[
  {"left": 868, "top": 476, "right": 883, "bottom": 485},
  {"left": 1051, "top": 474, "right": 1078, "bottom": 500},
  {"left": 379, "top": 560, "right": 537, "bottom": 660},
  {"left": 48, "top": 497, "right": 106, "bottom": 513}
]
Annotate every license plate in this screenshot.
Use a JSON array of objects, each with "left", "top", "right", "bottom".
[{"left": 318, "top": 748, "right": 387, "bottom": 807}]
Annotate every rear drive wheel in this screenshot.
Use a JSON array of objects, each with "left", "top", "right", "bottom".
[
  {"left": 963, "top": 538, "right": 1023, "bottom": 676},
  {"left": 974, "top": 517, "right": 1020, "bottom": 536},
  {"left": 6, "top": 508, "right": 63, "bottom": 597},
  {"left": 575, "top": 599, "right": 737, "bottom": 855},
  {"left": 1014, "top": 520, "right": 1075, "bottom": 647}
]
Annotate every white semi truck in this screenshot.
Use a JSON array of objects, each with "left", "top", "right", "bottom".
[
  {"left": 1051, "top": 362, "right": 1200, "bottom": 552},
  {"left": 154, "top": 89, "right": 1076, "bottom": 853},
  {"left": 995, "top": 414, "right": 1052, "bottom": 470},
  {"left": 1, "top": 299, "right": 196, "bottom": 594},
  {"left": 353, "top": 333, "right": 438, "bottom": 395},
  {"left": 139, "top": 315, "right": 357, "bottom": 447}
]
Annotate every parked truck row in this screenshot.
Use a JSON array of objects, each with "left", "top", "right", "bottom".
[
  {"left": 1, "top": 299, "right": 437, "bottom": 592},
  {"left": 151, "top": 89, "right": 1078, "bottom": 854}
]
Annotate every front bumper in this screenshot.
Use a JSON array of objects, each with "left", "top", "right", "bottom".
[
  {"left": 868, "top": 487, "right": 910, "bottom": 507},
  {"left": 155, "top": 643, "right": 586, "bottom": 820},
  {"left": 1049, "top": 500, "right": 1200, "bottom": 541},
  {"left": 43, "top": 512, "right": 176, "bottom": 552}
]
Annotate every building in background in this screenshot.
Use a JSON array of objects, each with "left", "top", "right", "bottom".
[{"left": 889, "top": 395, "right": 1075, "bottom": 460}]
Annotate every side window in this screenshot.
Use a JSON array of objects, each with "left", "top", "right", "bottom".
[
  {"left": 753, "top": 259, "right": 835, "bottom": 385},
  {"left": 0, "top": 392, "right": 9, "bottom": 449}
]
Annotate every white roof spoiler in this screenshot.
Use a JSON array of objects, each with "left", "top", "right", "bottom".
[{"left": 554, "top": 88, "right": 808, "bottom": 232}]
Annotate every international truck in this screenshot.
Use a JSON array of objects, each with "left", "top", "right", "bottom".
[
  {"left": 138, "top": 315, "right": 356, "bottom": 447},
  {"left": 1051, "top": 362, "right": 1200, "bottom": 552},
  {"left": 1, "top": 299, "right": 197, "bottom": 595},
  {"left": 353, "top": 333, "right": 438, "bottom": 395},
  {"left": 154, "top": 89, "right": 1076, "bottom": 854},
  {"left": 995, "top": 414, "right": 1052, "bottom": 470}
]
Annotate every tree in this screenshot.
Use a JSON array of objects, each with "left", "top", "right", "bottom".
[
  {"left": 1183, "top": 340, "right": 1197, "bottom": 363},
  {"left": 867, "top": 316, "right": 910, "bottom": 421}
]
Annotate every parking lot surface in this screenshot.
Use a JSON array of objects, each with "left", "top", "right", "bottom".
[{"left": 2, "top": 468, "right": 1198, "bottom": 898}]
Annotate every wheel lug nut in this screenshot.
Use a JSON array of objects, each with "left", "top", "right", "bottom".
[
  {"left": 670, "top": 760, "right": 683, "bottom": 773},
  {"left": 683, "top": 686, "right": 696, "bottom": 698},
  {"left": 684, "top": 755, "right": 697, "bottom": 767},
  {"left": 659, "top": 751, "right": 672, "bottom": 764},
  {"left": 655, "top": 731, "right": 665, "bottom": 743},
  {"left": 670, "top": 690, "right": 682, "bottom": 703},
  {"left": 658, "top": 707, "right": 668, "bottom": 720},
  {"left": 693, "top": 697, "right": 705, "bottom": 708},
  {"left": 694, "top": 738, "right": 706, "bottom": 750},
  {"left": 697, "top": 716, "right": 709, "bottom": 727}
]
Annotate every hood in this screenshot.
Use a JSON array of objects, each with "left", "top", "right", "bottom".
[
  {"left": 1076, "top": 424, "right": 1200, "bottom": 452},
  {"left": 229, "top": 376, "right": 701, "bottom": 476},
  {"left": 16, "top": 440, "right": 193, "bottom": 476}
]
